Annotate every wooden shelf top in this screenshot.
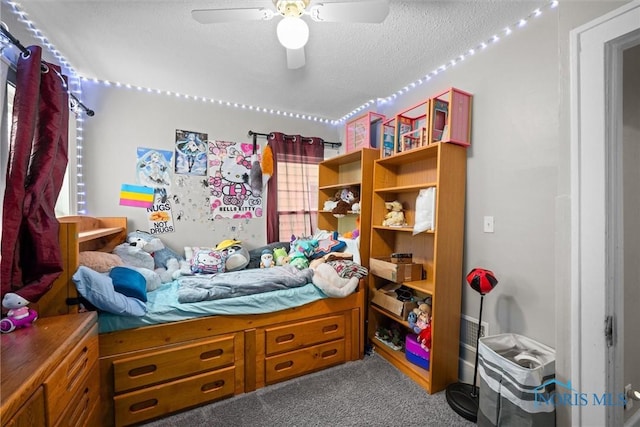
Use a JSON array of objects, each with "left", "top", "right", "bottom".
[
  {"left": 319, "top": 181, "right": 361, "bottom": 190},
  {"left": 374, "top": 183, "right": 437, "bottom": 194},
  {"left": 78, "top": 227, "right": 125, "bottom": 243}
]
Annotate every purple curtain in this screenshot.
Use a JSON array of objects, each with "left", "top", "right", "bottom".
[
  {"left": 1, "top": 46, "right": 69, "bottom": 303},
  {"left": 266, "top": 132, "right": 324, "bottom": 243}
]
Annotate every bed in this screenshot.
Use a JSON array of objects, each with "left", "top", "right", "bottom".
[{"left": 41, "top": 216, "right": 365, "bottom": 427}]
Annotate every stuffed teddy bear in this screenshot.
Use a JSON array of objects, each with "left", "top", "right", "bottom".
[
  {"left": 382, "top": 200, "right": 406, "bottom": 227},
  {"left": 331, "top": 187, "right": 360, "bottom": 217},
  {"left": 0, "top": 293, "right": 38, "bottom": 333}
]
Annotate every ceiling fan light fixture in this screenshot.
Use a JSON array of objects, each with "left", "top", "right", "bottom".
[{"left": 277, "top": 17, "right": 309, "bottom": 50}]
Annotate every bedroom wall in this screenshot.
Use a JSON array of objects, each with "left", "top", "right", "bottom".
[{"left": 79, "top": 84, "right": 340, "bottom": 251}]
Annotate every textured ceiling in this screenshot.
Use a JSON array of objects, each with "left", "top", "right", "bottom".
[{"left": 1, "top": 0, "right": 549, "bottom": 121}]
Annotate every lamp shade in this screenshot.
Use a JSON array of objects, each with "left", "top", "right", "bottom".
[
  {"left": 466, "top": 268, "right": 498, "bottom": 295},
  {"left": 277, "top": 17, "right": 309, "bottom": 50}
]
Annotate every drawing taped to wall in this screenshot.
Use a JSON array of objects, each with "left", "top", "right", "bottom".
[
  {"left": 175, "top": 129, "right": 208, "bottom": 175},
  {"left": 208, "top": 140, "right": 262, "bottom": 219}
]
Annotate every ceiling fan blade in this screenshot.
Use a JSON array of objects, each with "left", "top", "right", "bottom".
[
  {"left": 286, "top": 47, "right": 306, "bottom": 69},
  {"left": 192, "top": 8, "right": 274, "bottom": 24},
  {"left": 309, "top": 0, "right": 389, "bottom": 23}
]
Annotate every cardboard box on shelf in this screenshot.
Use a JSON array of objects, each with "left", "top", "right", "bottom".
[
  {"left": 370, "top": 257, "right": 423, "bottom": 283},
  {"left": 371, "top": 283, "right": 417, "bottom": 318}
]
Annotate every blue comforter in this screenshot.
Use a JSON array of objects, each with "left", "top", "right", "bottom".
[{"left": 177, "top": 265, "right": 314, "bottom": 302}]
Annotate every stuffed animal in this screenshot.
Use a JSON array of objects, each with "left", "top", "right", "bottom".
[
  {"left": 382, "top": 200, "right": 406, "bottom": 227},
  {"left": 1, "top": 293, "right": 38, "bottom": 333},
  {"left": 288, "top": 236, "right": 318, "bottom": 270},
  {"left": 331, "top": 187, "right": 360, "bottom": 217},
  {"left": 260, "top": 249, "right": 274, "bottom": 268},
  {"left": 273, "top": 247, "right": 289, "bottom": 266},
  {"left": 119, "top": 231, "right": 183, "bottom": 283},
  {"left": 216, "top": 239, "right": 250, "bottom": 271}
]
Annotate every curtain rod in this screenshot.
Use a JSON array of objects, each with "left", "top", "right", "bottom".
[
  {"left": 0, "top": 24, "right": 95, "bottom": 117},
  {"left": 247, "top": 130, "right": 341, "bottom": 149}
]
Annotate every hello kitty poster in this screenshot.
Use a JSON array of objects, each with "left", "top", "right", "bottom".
[{"left": 208, "top": 141, "right": 263, "bottom": 219}]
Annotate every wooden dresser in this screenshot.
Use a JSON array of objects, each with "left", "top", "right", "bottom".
[{"left": 1, "top": 312, "right": 100, "bottom": 427}]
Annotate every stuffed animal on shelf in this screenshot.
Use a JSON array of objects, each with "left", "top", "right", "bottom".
[
  {"left": 342, "top": 215, "right": 361, "bottom": 239},
  {"left": 260, "top": 249, "right": 274, "bottom": 268},
  {"left": 331, "top": 187, "right": 360, "bottom": 218},
  {"left": 382, "top": 200, "right": 406, "bottom": 227},
  {"left": 0, "top": 293, "right": 38, "bottom": 333}
]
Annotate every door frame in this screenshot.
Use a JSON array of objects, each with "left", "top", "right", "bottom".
[{"left": 570, "top": 1, "right": 640, "bottom": 426}]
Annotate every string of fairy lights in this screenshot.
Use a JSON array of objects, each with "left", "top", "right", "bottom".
[{"left": 3, "top": 0, "right": 558, "bottom": 214}]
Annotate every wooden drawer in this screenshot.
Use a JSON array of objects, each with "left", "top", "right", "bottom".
[
  {"left": 114, "top": 366, "right": 235, "bottom": 427},
  {"left": 4, "top": 386, "right": 45, "bottom": 427},
  {"left": 44, "top": 325, "right": 98, "bottom": 425},
  {"left": 113, "top": 334, "right": 236, "bottom": 393},
  {"left": 264, "top": 315, "right": 345, "bottom": 356},
  {"left": 265, "top": 339, "right": 345, "bottom": 385},
  {"left": 53, "top": 364, "right": 99, "bottom": 427}
]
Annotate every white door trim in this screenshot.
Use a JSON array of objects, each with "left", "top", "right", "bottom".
[{"left": 570, "top": 2, "right": 640, "bottom": 426}]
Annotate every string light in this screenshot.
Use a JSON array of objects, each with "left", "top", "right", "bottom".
[
  {"left": 337, "top": 0, "right": 560, "bottom": 122},
  {"left": 8, "top": 0, "right": 557, "bottom": 128}
]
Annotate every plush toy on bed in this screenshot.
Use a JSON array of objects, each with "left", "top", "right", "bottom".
[
  {"left": 273, "top": 247, "right": 290, "bottom": 266},
  {"left": 288, "top": 237, "right": 318, "bottom": 270},
  {"left": 260, "top": 249, "right": 274, "bottom": 268},
  {"left": 216, "top": 239, "right": 250, "bottom": 272},
  {"left": 118, "top": 231, "right": 183, "bottom": 283}
]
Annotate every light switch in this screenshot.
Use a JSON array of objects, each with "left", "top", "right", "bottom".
[{"left": 483, "top": 216, "right": 494, "bottom": 233}]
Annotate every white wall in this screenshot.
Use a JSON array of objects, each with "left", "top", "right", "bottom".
[{"left": 79, "top": 84, "right": 340, "bottom": 251}]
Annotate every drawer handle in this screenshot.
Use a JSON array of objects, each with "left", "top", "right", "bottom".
[
  {"left": 321, "top": 349, "right": 338, "bottom": 359},
  {"left": 129, "top": 398, "right": 158, "bottom": 413},
  {"left": 275, "top": 333, "right": 294, "bottom": 344},
  {"left": 201, "top": 379, "right": 225, "bottom": 393},
  {"left": 68, "top": 387, "right": 90, "bottom": 425},
  {"left": 128, "top": 364, "right": 157, "bottom": 378},
  {"left": 322, "top": 324, "right": 339, "bottom": 334},
  {"left": 67, "top": 357, "right": 89, "bottom": 392},
  {"left": 274, "top": 360, "right": 294, "bottom": 372},
  {"left": 200, "top": 348, "right": 224, "bottom": 360}
]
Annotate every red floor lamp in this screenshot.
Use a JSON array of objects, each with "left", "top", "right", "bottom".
[{"left": 446, "top": 267, "right": 498, "bottom": 422}]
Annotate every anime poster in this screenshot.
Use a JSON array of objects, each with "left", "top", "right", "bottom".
[
  {"left": 175, "top": 129, "right": 208, "bottom": 175},
  {"left": 136, "top": 147, "right": 173, "bottom": 201},
  {"left": 208, "top": 140, "right": 262, "bottom": 219}
]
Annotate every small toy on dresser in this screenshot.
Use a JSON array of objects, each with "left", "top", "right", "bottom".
[{"left": 0, "top": 293, "right": 38, "bottom": 333}]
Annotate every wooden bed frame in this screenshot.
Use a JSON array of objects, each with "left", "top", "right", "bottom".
[{"left": 42, "top": 216, "right": 365, "bottom": 427}]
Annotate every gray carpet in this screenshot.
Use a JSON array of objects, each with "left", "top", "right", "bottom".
[{"left": 142, "top": 352, "right": 476, "bottom": 427}]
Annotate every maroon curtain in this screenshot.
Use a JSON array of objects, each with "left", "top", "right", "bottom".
[
  {"left": 265, "top": 132, "right": 324, "bottom": 243},
  {"left": 1, "top": 46, "right": 69, "bottom": 303}
]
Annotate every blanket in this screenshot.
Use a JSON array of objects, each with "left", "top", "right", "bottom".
[{"left": 177, "top": 265, "right": 314, "bottom": 302}]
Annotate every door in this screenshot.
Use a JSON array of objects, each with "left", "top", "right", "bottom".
[
  {"left": 622, "top": 42, "right": 640, "bottom": 426},
  {"left": 571, "top": 2, "right": 640, "bottom": 426}
]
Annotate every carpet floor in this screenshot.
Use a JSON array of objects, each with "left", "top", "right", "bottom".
[{"left": 141, "top": 352, "right": 476, "bottom": 427}]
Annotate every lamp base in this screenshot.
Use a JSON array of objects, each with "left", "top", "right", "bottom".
[{"left": 445, "top": 382, "right": 479, "bottom": 422}]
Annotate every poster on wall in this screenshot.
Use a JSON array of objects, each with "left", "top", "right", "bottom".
[
  {"left": 175, "top": 129, "right": 208, "bottom": 176},
  {"left": 146, "top": 201, "right": 175, "bottom": 234},
  {"left": 136, "top": 147, "right": 173, "bottom": 202},
  {"left": 208, "top": 140, "right": 262, "bottom": 219}
]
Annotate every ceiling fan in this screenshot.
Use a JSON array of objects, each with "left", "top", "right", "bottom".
[{"left": 192, "top": 0, "right": 390, "bottom": 69}]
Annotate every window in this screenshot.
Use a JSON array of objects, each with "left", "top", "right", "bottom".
[{"left": 275, "top": 159, "right": 319, "bottom": 241}]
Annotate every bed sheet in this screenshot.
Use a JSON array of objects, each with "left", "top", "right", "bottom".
[{"left": 98, "top": 279, "right": 327, "bottom": 334}]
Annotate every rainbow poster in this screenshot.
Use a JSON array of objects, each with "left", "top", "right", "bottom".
[{"left": 119, "top": 184, "right": 155, "bottom": 208}]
